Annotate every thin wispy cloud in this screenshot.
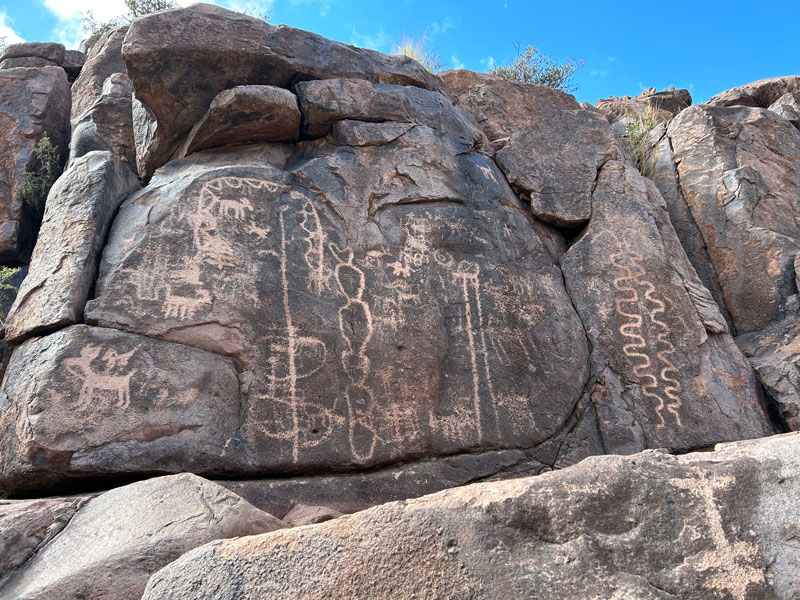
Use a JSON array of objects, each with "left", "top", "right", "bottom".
[
  {"left": 480, "top": 55, "right": 495, "bottom": 70},
  {"left": 428, "top": 16, "right": 457, "bottom": 38},
  {"left": 0, "top": 11, "right": 25, "bottom": 45},
  {"left": 450, "top": 54, "right": 465, "bottom": 69}
]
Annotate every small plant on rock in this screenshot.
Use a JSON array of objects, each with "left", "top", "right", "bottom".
[
  {"left": 623, "top": 106, "right": 661, "bottom": 175},
  {"left": 0, "top": 265, "right": 21, "bottom": 327},
  {"left": 18, "top": 134, "right": 61, "bottom": 211},
  {"left": 392, "top": 32, "right": 442, "bottom": 74},
  {"left": 490, "top": 42, "right": 583, "bottom": 92}
]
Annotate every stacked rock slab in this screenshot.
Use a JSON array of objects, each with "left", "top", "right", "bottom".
[
  {"left": 142, "top": 433, "right": 800, "bottom": 600},
  {"left": 0, "top": 66, "right": 70, "bottom": 263},
  {"left": 121, "top": 3, "right": 445, "bottom": 178},
  {"left": 0, "top": 4, "right": 776, "bottom": 495},
  {"left": 646, "top": 76, "right": 800, "bottom": 429},
  {"left": 0, "top": 474, "right": 285, "bottom": 600}
]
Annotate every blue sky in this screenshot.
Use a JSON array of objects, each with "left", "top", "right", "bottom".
[{"left": 1, "top": 0, "right": 798, "bottom": 104}]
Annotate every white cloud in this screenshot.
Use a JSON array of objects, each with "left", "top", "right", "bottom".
[
  {"left": 479, "top": 55, "right": 495, "bottom": 70},
  {"left": 38, "top": 0, "right": 246, "bottom": 50},
  {"left": 349, "top": 24, "right": 389, "bottom": 52},
  {"left": 0, "top": 11, "right": 26, "bottom": 46},
  {"left": 428, "top": 16, "right": 456, "bottom": 38},
  {"left": 450, "top": 54, "right": 464, "bottom": 70}
]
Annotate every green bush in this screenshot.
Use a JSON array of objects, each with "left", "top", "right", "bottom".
[
  {"left": 0, "top": 265, "right": 21, "bottom": 327},
  {"left": 392, "top": 32, "right": 442, "bottom": 74},
  {"left": 18, "top": 134, "right": 62, "bottom": 211},
  {"left": 490, "top": 43, "right": 583, "bottom": 92}
]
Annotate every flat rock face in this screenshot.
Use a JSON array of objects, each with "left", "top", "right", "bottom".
[
  {"left": 0, "top": 494, "right": 92, "bottom": 586},
  {"left": 0, "top": 325, "right": 241, "bottom": 492},
  {"left": 0, "top": 473, "right": 285, "bottom": 600},
  {"left": 4, "top": 152, "right": 139, "bottom": 343},
  {"left": 70, "top": 26, "right": 129, "bottom": 125},
  {"left": 769, "top": 93, "right": 800, "bottom": 127},
  {"left": 123, "top": 3, "right": 443, "bottom": 177},
  {"left": 180, "top": 85, "right": 301, "bottom": 156},
  {"left": 142, "top": 433, "right": 800, "bottom": 600},
  {"left": 82, "top": 123, "right": 590, "bottom": 476},
  {"left": 665, "top": 104, "right": 800, "bottom": 334},
  {"left": 440, "top": 69, "right": 580, "bottom": 141},
  {"left": 0, "top": 66, "right": 70, "bottom": 263},
  {"left": 737, "top": 320, "right": 800, "bottom": 430},
  {"left": 295, "top": 78, "right": 479, "bottom": 142},
  {"left": 70, "top": 74, "right": 137, "bottom": 166},
  {"left": 495, "top": 109, "right": 619, "bottom": 226}
]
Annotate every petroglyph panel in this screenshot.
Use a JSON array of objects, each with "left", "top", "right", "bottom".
[
  {"left": 82, "top": 127, "right": 591, "bottom": 474},
  {"left": 0, "top": 325, "right": 241, "bottom": 492},
  {"left": 561, "top": 161, "right": 772, "bottom": 451}
]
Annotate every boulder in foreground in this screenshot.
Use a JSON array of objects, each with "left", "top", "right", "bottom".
[{"left": 143, "top": 433, "right": 800, "bottom": 600}]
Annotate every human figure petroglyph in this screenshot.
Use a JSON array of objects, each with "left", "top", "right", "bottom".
[
  {"left": 63, "top": 345, "right": 138, "bottom": 410},
  {"left": 611, "top": 248, "right": 682, "bottom": 427},
  {"left": 330, "top": 241, "right": 378, "bottom": 463}
]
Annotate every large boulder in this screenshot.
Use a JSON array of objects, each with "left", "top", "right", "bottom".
[
  {"left": 0, "top": 325, "right": 242, "bottom": 492},
  {"left": 0, "top": 43, "right": 65, "bottom": 71},
  {"left": 0, "top": 66, "right": 70, "bottom": 263},
  {"left": 80, "top": 122, "right": 591, "bottom": 478},
  {"left": 0, "top": 473, "right": 285, "bottom": 600},
  {"left": 4, "top": 152, "right": 140, "bottom": 343},
  {"left": 440, "top": 69, "right": 580, "bottom": 142},
  {"left": 178, "top": 85, "right": 301, "bottom": 157},
  {"left": 707, "top": 75, "right": 800, "bottom": 108},
  {"left": 142, "top": 432, "right": 800, "bottom": 600},
  {"left": 495, "top": 108, "right": 619, "bottom": 227},
  {"left": 122, "top": 3, "right": 444, "bottom": 177},
  {"left": 595, "top": 86, "right": 691, "bottom": 129},
  {"left": 656, "top": 104, "right": 800, "bottom": 335}
]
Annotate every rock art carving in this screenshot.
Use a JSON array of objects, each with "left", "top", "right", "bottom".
[
  {"left": 256, "top": 206, "right": 339, "bottom": 461},
  {"left": 456, "top": 261, "right": 498, "bottom": 443},
  {"left": 670, "top": 472, "right": 766, "bottom": 600},
  {"left": 612, "top": 247, "right": 682, "bottom": 427},
  {"left": 330, "top": 241, "right": 378, "bottom": 463},
  {"left": 63, "top": 345, "right": 138, "bottom": 410}
]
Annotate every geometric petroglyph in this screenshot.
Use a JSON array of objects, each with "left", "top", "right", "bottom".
[
  {"left": 255, "top": 206, "right": 341, "bottom": 462},
  {"left": 63, "top": 345, "right": 138, "bottom": 411},
  {"left": 330, "top": 241, "right": 378, "bottom": 463},
  {"left": 612, "top": 247, "right": 682, "bottom": 428},
  {"left": 455, "top": 260, "right": 498, "bottom": 443}
]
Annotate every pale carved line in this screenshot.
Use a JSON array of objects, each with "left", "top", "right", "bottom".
[
  {"left": 63, "top": 345, "right": 137, "bottom": 411},
  {"left": 298, "top": 195, "right": 329, "bottom": 295},
  {"left": 279, "top": 206, "right": 301, "bottom": 463},
  {"left": 330, "top": 241, "right": 378, "bottom": 463},
  {"left": 457, "top": 261, "right": 497, "bottom": 443},
  {"left": 611, "top": 249, "right": 669, "bottom": 428}
]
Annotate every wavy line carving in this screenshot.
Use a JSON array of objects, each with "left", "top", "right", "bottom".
[{"left": 611, "top": 249, "right": 682, "bottom": 427}]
